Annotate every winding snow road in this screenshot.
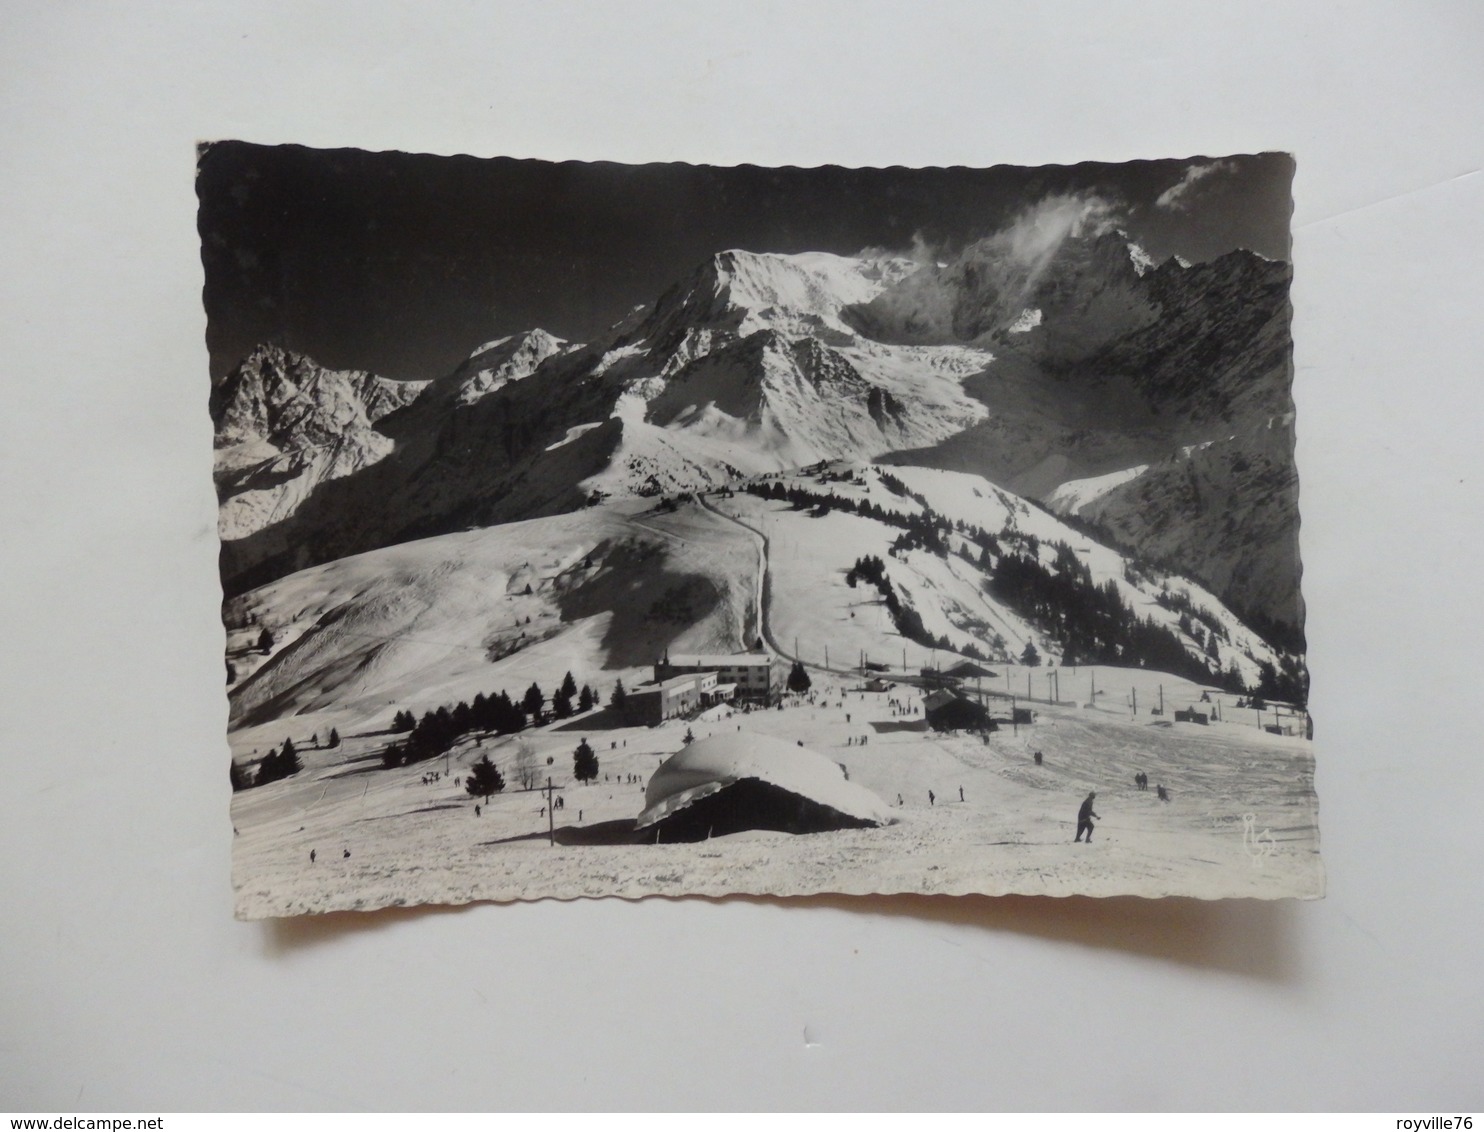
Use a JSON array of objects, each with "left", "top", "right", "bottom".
[{"left": 694, "top": 493, "right": 868, "bottom": 680}]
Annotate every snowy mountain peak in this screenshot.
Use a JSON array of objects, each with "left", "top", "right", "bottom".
[
  {"left": 211, "top": 343, "right": 427, "bottom": 450},
  {"left": 845, "top": 227, "right": 1156, "bottom": 356},
  {"left": 711, "top": 249, "right": 917, "bottom": 315},
  {"left": 639, "top": 249, "right": 920, "bottom": 346},
  {"left": 436, "top": 327, "right": 573, "bottom": 405}
]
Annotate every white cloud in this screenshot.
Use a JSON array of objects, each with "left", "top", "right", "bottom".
[{"left": 1155, "top": 160, "right": 1237, "bottom": 211}]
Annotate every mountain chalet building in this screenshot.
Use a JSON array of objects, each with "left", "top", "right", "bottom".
[
  {"left": 656, "top": 653, "right": 772, "bottom": 699},
  {"left": 625, "top": 653, "right": 773, "bottom": 726}
]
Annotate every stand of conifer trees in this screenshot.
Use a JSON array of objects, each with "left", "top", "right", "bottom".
[{"left": 381, "top": 671, "right": 599, "bottom": 769}]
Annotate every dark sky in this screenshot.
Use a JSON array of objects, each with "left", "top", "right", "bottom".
[{"left": 197, "top": 143, "right": 1293, "bottom": 382}]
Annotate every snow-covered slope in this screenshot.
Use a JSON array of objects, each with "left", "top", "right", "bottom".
[
  {"left": 223, "top": 500, "right": 762, "bottom": 733},
  {"left": 222, "top": 457, "right": 1317, "bottom": 914},
  {"left": 728, "top": 462, "right": 1285, "bottom": 688},
  {"left": 1045, "top": 464, "right": 1151, "bottom": 513},
  {"left": 224, "top": 457, "right": 1292, "bottom": 769}
]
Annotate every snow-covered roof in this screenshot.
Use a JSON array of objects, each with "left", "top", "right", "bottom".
[
  {"left": 944, "top": 661, "right": 997, "bottom": 678},
  {"left": 636, "top": 734, "right": 892, "bottom": 831},
  {"left": 923, "top": 689, "right": 976, "bottom": 712}
]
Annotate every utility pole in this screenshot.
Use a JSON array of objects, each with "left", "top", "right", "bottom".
[
  {"left": 1131, "top": 687, "right": 1137, "bottom": 717},
  {"left": 825, "top": 645, "right": 829, "bottom": 669},
  {"left": 1159, "top": 684, "right": 1164, "bottom": 715},
  {"left": 543, "top": 776, "right": 556, "bottom": 846},
  {"left": 1012, "top": 693, "right": 1018, "bottom": 737},
  {"left": 1090, "top": 668, "right": 1097, "bottom": 708}
]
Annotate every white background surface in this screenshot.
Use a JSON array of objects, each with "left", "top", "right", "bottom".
[{"left": 2, "top": 1, "right": 1482, "bottom": 1111}]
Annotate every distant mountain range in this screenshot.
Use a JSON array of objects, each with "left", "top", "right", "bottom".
[{"left": 211, "top": 230, "right": 1299, "bottom": 644}]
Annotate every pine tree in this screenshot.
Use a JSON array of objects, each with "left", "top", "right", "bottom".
[
  {"left": 328, "top": 727, "right": 340, "bottom": 748},
  {"left": 787, "top": 660, "right": 812, "bottom": 694},
  {"left": 493, "top": 691, "right": 525, "bottom": 734},
  {"left": 560, "top": 671, "right": 578, "bottom": 700},
  {"left": 1021, "top": 641, "right": 1041, "bottom": 667},
  {"left": 578, "top": 684, "right": 595, "bottom": 712},
  {"left": 465, "top": 754, "right": 505, "bottom": 801},
  {"left": 551, "top": 688, "right": 573, "bottom": 719},
  {"left": 254, "top": 738, "right": 302, "bottom": 786},
  {"left": 573, "top": 739, "right": 599, "bottom": 783},
  {"left": 257, "top": 627, "right": 274, "bottom": 653},
  {"left": 229, "top": 760, "right": 252, "bottom": 792},
  {"left": 609, "top": 679, "right": 628, "bottom": 712},
  {"left": 522, "top": 682, "right": 545, "bottom": 723}
]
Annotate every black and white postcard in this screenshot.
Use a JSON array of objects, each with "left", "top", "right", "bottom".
[{"left": 202, "top": 144, "right": 1319, "bottom": 917}]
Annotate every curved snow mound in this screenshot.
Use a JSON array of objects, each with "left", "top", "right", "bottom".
[{"left": 637, "top": 733, "right": 893, "bottom": 834}]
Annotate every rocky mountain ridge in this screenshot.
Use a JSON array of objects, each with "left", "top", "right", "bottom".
[{"left": 212, "top": 236, "right": 1301, "bottom": 644}]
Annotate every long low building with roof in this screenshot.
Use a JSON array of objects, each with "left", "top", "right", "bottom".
[
  {"left": 655, "top": 652, "right": 773, "bottom": 700},
  {"left": 624, "top": 671, "right": 723, "bottom": 726}
]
